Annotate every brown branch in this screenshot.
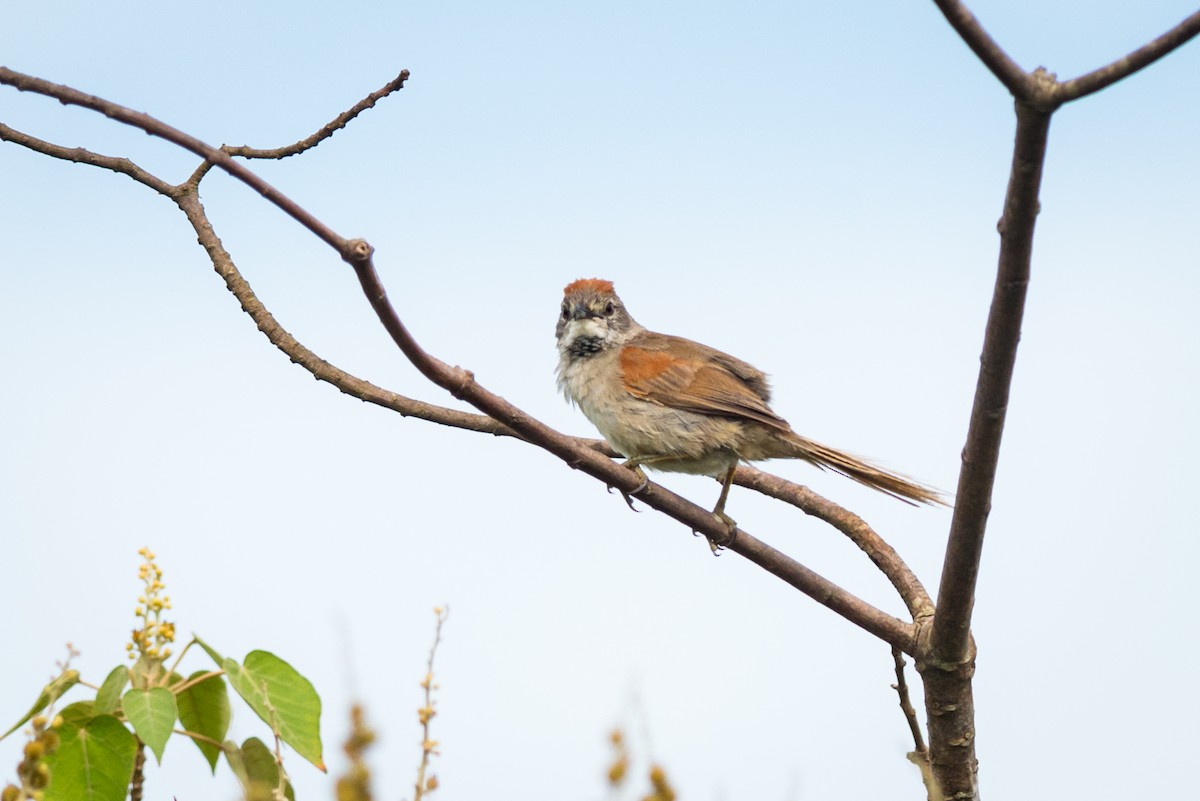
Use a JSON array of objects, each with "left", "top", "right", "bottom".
[
  {"left": 176, "top": 182, "right": 930, "bottom": 636},
  {"left": 892, "top": 647, "right": 926, "bottom": 755},
  {"left": 929, "top": 0, "right": 1033, "bottom": 99},
  {"left": 175, "top": 161, "right": 921, "bottom": 630},
  {"left": 734, "top": 466, "right": 934, "bottom": 620},
  {"left": 180, "top": 192, "right": 530, "bottom": 437},
  {"left": 349, "top": 248, "right": 920, "bottom": 652},
  {"left": 0, "top": 119, "right": 538, "bottom": 439},
  {"left": 0, "top": 123, "right": 175, "bottom": 195},
  {"left": 918, "top": 101, "right": 1051, "bottom": 801},
  {"left": 129, "top": 740, "right": 146, "bottom": 801},
  {"left": 1055, "top": 9, "right": 1200, "bottom": 103},
  {"left": 224, "top": 70, "right": 409, "bottom": 159},
  {"left": 893, "top": 646, "right": 941, "bottom": 800},
  {"left": 0, "top": 73, "right": 920, "bottom": 654},
  {"left": 931, "top": 102, "right": 1050, "bottom": 664},
  {"left": 0, "top": 67, "right": 353, "bottom": 260}
]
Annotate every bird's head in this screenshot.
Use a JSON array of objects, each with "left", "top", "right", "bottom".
[{"left": 556, "top": 278, "right": 640, "bottom": 358}]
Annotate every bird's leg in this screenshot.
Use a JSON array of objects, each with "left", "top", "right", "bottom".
[
  {"left": 620, "top": 458, "right": 652, "bottom": 495},
  {"left": 706, "top": 465, "right": 739, "bottom": 553}
]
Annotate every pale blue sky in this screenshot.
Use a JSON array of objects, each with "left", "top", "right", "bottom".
[{"left": 2, "top": 2, "right": 1198, "bottom": 800}]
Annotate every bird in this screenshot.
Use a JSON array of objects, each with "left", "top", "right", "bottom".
[{"left": 554, "top": 278, "right": 943, "bottom": 532}]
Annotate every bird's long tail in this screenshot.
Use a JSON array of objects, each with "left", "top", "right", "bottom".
[{"left": 784, "top": 433, "right": 947, "bottom": 507}]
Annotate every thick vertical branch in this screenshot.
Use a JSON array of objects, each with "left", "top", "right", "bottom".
[
  {"left": 919, "top": 100, "right": 1052, "bottom": 801},
  {"left": 931, "top": 100, "right": 1051, "bottom": 664}
]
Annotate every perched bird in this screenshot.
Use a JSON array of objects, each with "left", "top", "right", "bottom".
[{"left": 555, "top": 278, "right": 943, "bottom": 528}]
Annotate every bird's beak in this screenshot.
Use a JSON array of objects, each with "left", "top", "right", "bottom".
[{"left": 569, "top": 305, "right": 597, "bottom": 321}]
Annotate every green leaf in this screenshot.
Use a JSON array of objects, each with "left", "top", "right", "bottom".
[
  {"left": 176, "top": 672, "right": 230, "bottom": 772},
  {"left": 57, "top": 702, "right": 96, "bottom": 729},
  {"left": 43, "top": 714, "right": 137, "bottom": 801},
  {"left": 122, "top": 688, "right": 177, "bottom": 764},
  {"left": 225, "top": 737, "right": 294, "bottom": 801},
  {"left": 224, "top": 651, "right": 324, "bottom": 771},
  {"left": 1, "top": 669, "right": 80, "bottom": 740},
  {"left": 94, "top": 667, "right": 129, "bottom": 715}
]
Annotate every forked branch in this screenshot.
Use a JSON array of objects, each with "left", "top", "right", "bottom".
[{"left": 0, "top": 66, "right": 920, "bottom": 654}]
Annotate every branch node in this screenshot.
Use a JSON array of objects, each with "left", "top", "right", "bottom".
[
  {"left": 344, "top": 238, "right": 374, "bottom": 264},
  {"left": 447, "top": 367, "right": 475, "bottom": 399},
  {"left": 1025, "top": 67, "right": 1063, "bottom": 112}
]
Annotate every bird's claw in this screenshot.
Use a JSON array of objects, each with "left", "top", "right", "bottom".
[
  {"left": 607, "top": 471, "right": 649, "bottom": 512},
  {"left": 708, "top": 512, "right": 738, "bottom": 555}
]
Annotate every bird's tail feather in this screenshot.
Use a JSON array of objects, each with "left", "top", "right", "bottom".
[{"left": 785, "top": 433, "right": 947, "bottom": 507}]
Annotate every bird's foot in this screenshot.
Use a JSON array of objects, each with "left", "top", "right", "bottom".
[
  {"left": 607, "top": 461, "right": 650, "bottom": 511},
  {"left": 694, "top": 512, "right": 736, "bottom": 555}
]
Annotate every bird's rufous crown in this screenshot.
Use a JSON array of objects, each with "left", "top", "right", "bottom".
[{"left": 563, "top": 278, "right": 614, "bottom": 295}]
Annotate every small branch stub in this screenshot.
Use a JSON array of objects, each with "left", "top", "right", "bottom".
[{"left": 345, "top": 238, "right": 374, "bottom": 264}]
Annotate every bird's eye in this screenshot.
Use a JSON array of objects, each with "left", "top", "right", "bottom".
[
  {"left": 561, "top": 304, "right": 569, "bottom": 320},
  {"left": 604, "top": 301, "right": 615, "bottom": 316}
]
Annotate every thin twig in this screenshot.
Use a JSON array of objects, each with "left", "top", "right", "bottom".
[
  {"left": 0, "top": 123, "right": 175, "bottom": 195},
  {"left": 413, "top": 607, "right": 448, "bottom": 801},
  {"left": 929, "top": 0, "right": 1033, "bottom": 99},
  {"left": 271, "top": 725, "right": 291, "bottom": 801},
  {"left": 891, "top": 647, "right": 926, "bottom": 754},
  {"left": 169, "top": 669, "right": 224, "bottom": 695},
  {"left": 225, "top": 71, "right": 409, "bottom": 159},
  {"left": 0, "top": 67, "right": 352, "bottom": 259},
  {"left": 1056, "top": 9, "right": 1200, "bottom": 102},
  {"left": 892, "top": 648, "right": 942, "bottom": 801},
  {"left": 174, "top": 728, "right": 224, "bottom": 749}
]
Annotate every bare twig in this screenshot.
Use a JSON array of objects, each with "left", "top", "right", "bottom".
[
  {"left": 0, "top": 68, "right": 352, "bottom": 259},
  {"left": 186, "top": 71, "right": 410, "bottom": 184},
  {"left": 891, "top": 647, "right": 926, "bottom": 754},
  {"left": 891, "top": 649, "right": 942, "bottom": 800},
  {"left": 929, "top": 0, "right": 1033, "bottom": 99},
  {"left": 1056, "top": 9, "right": 1200, "bottom": 102},
  {"left": 225, "top": 71, "right": 409, "bottom": 159},
  {"left": 0, "top": 123, "right": 174, "bottom": 195}
]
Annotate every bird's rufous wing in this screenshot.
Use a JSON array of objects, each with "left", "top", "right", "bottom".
[{"left": 618, "top": 341, "right": 791, "bottom": 432}]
